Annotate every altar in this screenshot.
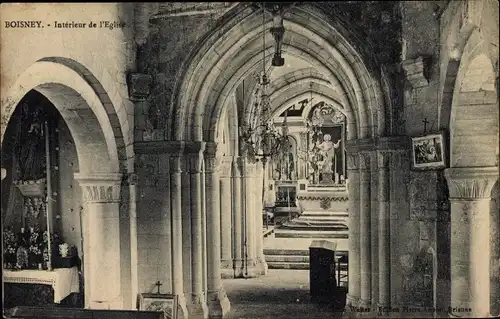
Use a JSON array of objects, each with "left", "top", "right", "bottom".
[{"left": 3, "top": 267, "right": 80, "bottom": 307}]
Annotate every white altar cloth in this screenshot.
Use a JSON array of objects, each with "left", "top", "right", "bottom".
[{"left": 3, "top": 267, "right": 80, "bottom": 303}]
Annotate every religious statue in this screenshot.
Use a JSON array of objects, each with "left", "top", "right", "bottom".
[
  {"left": 316, "top": 134, "right": 340, "bottom": 175},
  {"left": 275, "top": 148, "right": 295, "bottom": 181}
]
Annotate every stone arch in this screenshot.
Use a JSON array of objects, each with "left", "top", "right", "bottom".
[
  {"left": 0, "top": 58, "right": 130, "bottom": 309},
  {"left": 1, "top": 59, "right": 125, "bottom": 174},
  {"left": 171, "top": 3, "right": 385, "bottom": 144},
  {"left": 449, "top": 29, "right": 499, "bottom": 167}
]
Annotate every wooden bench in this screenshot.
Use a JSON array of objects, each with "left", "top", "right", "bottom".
[{"left": 5, "top": 306, "right": 163, "bottom": 319}]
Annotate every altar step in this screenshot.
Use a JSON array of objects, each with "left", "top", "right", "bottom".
[
  {"left": 274, "top": 229, "right": 348, "bottom": 238},
  {"left": 264, "top": 248, "right": 349, "bottom": 272}
]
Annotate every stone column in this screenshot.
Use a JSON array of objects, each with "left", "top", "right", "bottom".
[
  {"left": 219, "top": 156, "right": 233, "bottom": 278},
  {"left": 232, "top": 156, "right": 244, "bottom": 278},
  {"left": 377, "top": 151, "right": 391, "bottom": 310},
  {"left": 359, "top": 152, "right": 372, "bottom": 307},
  {"left": 445, "top": 167, "right": 498, "bottom": 318},
  {"left": 186, "top": 142, "right": 208, "bottom": 318},
  {"left": 204, "top": 144, "right": 231, "bottom": 317},
  {"left": 74, "top": 172, "right": 123, "bottom": 309},
  {"left": 370, "top": 152, "right": 379, "bottom": 310},
  {"left": 127, "top": 172, "right": 139, "bottom": 310},
  {"left": 346, "top": 153, "right": 361, "bottom": 307},
  {"left": 254, "top": 161, "right": 267, "bottom": 275},
  {"left": 170, "top": 148, "right": 188, "bottom": 318},
  {"left": 242, "top": 161, "right": 258, "bottom": 277}
]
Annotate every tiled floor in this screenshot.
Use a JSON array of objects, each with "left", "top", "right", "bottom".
[{"left": 222, "top": 269, "right": 344, "bottom": 319}]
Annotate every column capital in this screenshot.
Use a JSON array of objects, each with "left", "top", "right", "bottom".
[
  {"left": 74, "top": 172, "right": 122, "bottom": 203},
  {"left": 205, "top": 155, "right": 222, "bottom": 174},
  {"left": 444, "top": 167, "right": 498, "bottom": 199},
  {"left": 346, "top": 153, "right": 359, "bottom": 170},
  {"left": 358, "top": 152, "right": 371, "bottom": 171},
  {"left": 377, "top": 151, "right": 391, "bottom": 169},
  {"left": 219, "top": 156, "right": 233, "bottom": 178},
  {"left": 127, "top": 72, "right": 152, "bottom": 102}
]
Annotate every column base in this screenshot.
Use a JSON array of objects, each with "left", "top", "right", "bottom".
[
  {"left": 256, "top": 257, "right": 268, "bottom": 276},
  {"left": 221, "top": 267, "right": 235, "bottom": 279},
  {"left": 233, "top": 258, "right": 267, "bottom": 278},
  {"left": 88, "top": 295, "right": 123, "bottom": 310},
  {"left": 207, "top": 288, "right": 231, "bottom": 318},
  {"left": 176, "top": 293, "right": 189, "bottom": 319},
  {"left": 187, "top": 293, "right": 209, "bottom": 319}
]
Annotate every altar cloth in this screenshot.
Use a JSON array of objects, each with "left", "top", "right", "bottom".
[{"left": 3, "top": 266, "right": 80, "bottom": 303}]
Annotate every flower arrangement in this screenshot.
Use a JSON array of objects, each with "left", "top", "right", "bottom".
[
  {"left": 27, "top": 225, "right": 45, "bottom": 267},
  {"left": 3, "top": 227, "right": 19, "bottom": 268}
]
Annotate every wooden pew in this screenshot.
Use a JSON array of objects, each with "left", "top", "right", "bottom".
[{"left": 5, "top": 306, "right": 164, "bottom": 319}]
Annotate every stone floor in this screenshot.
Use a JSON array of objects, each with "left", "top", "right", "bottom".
[{"left": 222, "top": 269, "right": 344, "bottom": 319}]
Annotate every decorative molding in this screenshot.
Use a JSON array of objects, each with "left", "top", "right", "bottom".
[
  {"left": 74, "top": 172, "right": 122, "bottom": 203},
  {"left": 444, "top": 167, "right": 498, "bottom": 199},
  {"left": 345, "top": 138, "right": 375, "bottom": 153},
  {"left": 184, "top": 141, "right": 206, "bottom": 154},
  {"left": 134, "top": 140, "right": 185, "bottom": 154},
  {"left": 376, "top": 135, "right": 410, "bottom": 151},
  {"left": 127, "top": 73, "right": 153, "bottom": 102},
  {"left": 296, "top": 195, "right": 348, "bottom": 202},
  {"left": 402, "top": 56, "right": 430, "bottom": 88}
]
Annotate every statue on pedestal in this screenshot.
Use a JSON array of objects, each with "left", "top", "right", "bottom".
[{"left": 316, "top": 134, "right": 340, "bottom": 184}]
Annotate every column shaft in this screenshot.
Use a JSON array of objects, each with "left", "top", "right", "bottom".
[
  {"left": 445, "top": 167, "right": 498, "bottom": 318},
  {"left": 205, "top": 152, "right": 231, "bottom": 317},
  {"left": 170, "top": 155, "right": 187, "bottom": 317},
  {"left": 219, "top": 158, "right": 233, "bottom": 275},
  {"left": 189, "top": 154, "right": 204, "bottom": 300},
  {"left": 232, "top": 157, "right": 243, "bottom": 277},
  {"left": 359, "top": 153, "right": 371, "bottom": 305},
  {"left": 378, "top": 152, "right": 391, "bottom": 308},
  {"left": 346, "top": 154, "right": 361, "bottom": 306}
]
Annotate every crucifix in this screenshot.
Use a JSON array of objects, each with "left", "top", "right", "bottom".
[
  {"left": 422, "top": 117, "right": 429, "bottom": 133},
  {"left": 154, "top": 281, "right": 162, "bottom": 294}
]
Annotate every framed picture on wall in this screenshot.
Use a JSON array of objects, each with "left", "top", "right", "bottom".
[
  {"left": 138, "top": 293, "right": 178, "bottom": 319},
  {"left": 411, "top": 132, "right": 446, "bottom": 170}
]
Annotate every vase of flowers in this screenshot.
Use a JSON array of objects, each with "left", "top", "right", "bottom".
[{"left": 3, "top": 227, "right": 18, "bottom": 269}]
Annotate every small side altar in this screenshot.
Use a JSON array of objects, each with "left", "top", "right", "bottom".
[
  {"left": 296, "top": 181, "right": 349, "bottom": 212},
  {"left": 3, "top": 267, "right": 80, "bottom": 304}
]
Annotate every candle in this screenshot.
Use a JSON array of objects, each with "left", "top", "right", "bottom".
[{"left": 21, "top": 228, "right": 25, "bottom": 233}]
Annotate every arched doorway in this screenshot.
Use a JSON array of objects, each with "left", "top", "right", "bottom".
[
  {"left": 1, "top": 59, "right": 131, "bottom": 310},
  {"left": 169, "top": 3, "right": 387, "bottom": 317}
]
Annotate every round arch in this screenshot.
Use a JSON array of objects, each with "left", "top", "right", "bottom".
[
  {"left": 1, "top": 59, "right": 127, "bottom": 174},
  {"left": 171, "top": 3, "right": 385, "bottom": 144},
  {"left": 449, "top": 29, "right": 499, "bottom": 167}
]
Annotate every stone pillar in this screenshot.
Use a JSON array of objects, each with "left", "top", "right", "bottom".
[
  {"left": 346, "top": 153, "right": 361, "bottom": 307},
  {"left": 170, "top": 148, "right": 188, "bottom": 318},
  {"left": 377, "top": 151, "right": 391, "bottom": 310},
  {"left": 370, "top": 152, "right": 379, "bottom": 310},
  {"left": 204, "top": 144, "right": 231, "bottom": 317},
  {"left": 243, "top": 161, "right": 257, "bottom": 276},
  {"left": 232, "top": 156, "right": 244, "bottom": 278},
  {"left": 219, "top": 156, "right": 233, "bottom": 278},
  {"left": 254, "top": 161, "right": 267, "bottom": 275},
  {"left": 75, "top": 173, "right": 123, "bottom": 309},
  {"left": 445, "top": 167, "right": 498, "bottom": 318},
  {"left": 181, "top": 155, "right": 192, "bottom": 302},
  {"left": 127, "top": 172, "right": 139, "bottom": 310},
  {"left": 186, "top": 142, "right": 208, "bottom": 318},
  {"left": 359, "top": 152, "right": 372, "bottom": 307}
]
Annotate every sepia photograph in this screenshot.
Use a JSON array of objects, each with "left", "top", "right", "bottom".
[{"left": 0, "top": 1, "right": 498, "bottom": 319}]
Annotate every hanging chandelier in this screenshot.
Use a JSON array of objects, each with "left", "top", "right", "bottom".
[{"left": 239, "top": 4, "right": 290, "bottom": 165}]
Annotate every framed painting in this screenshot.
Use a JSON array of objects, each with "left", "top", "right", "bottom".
[
  {"left": 411, "top": 132, "right": 446, "bottom": 170},
  {"left": 138, "top": 293, "right": 178, "bottom": 319}
]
